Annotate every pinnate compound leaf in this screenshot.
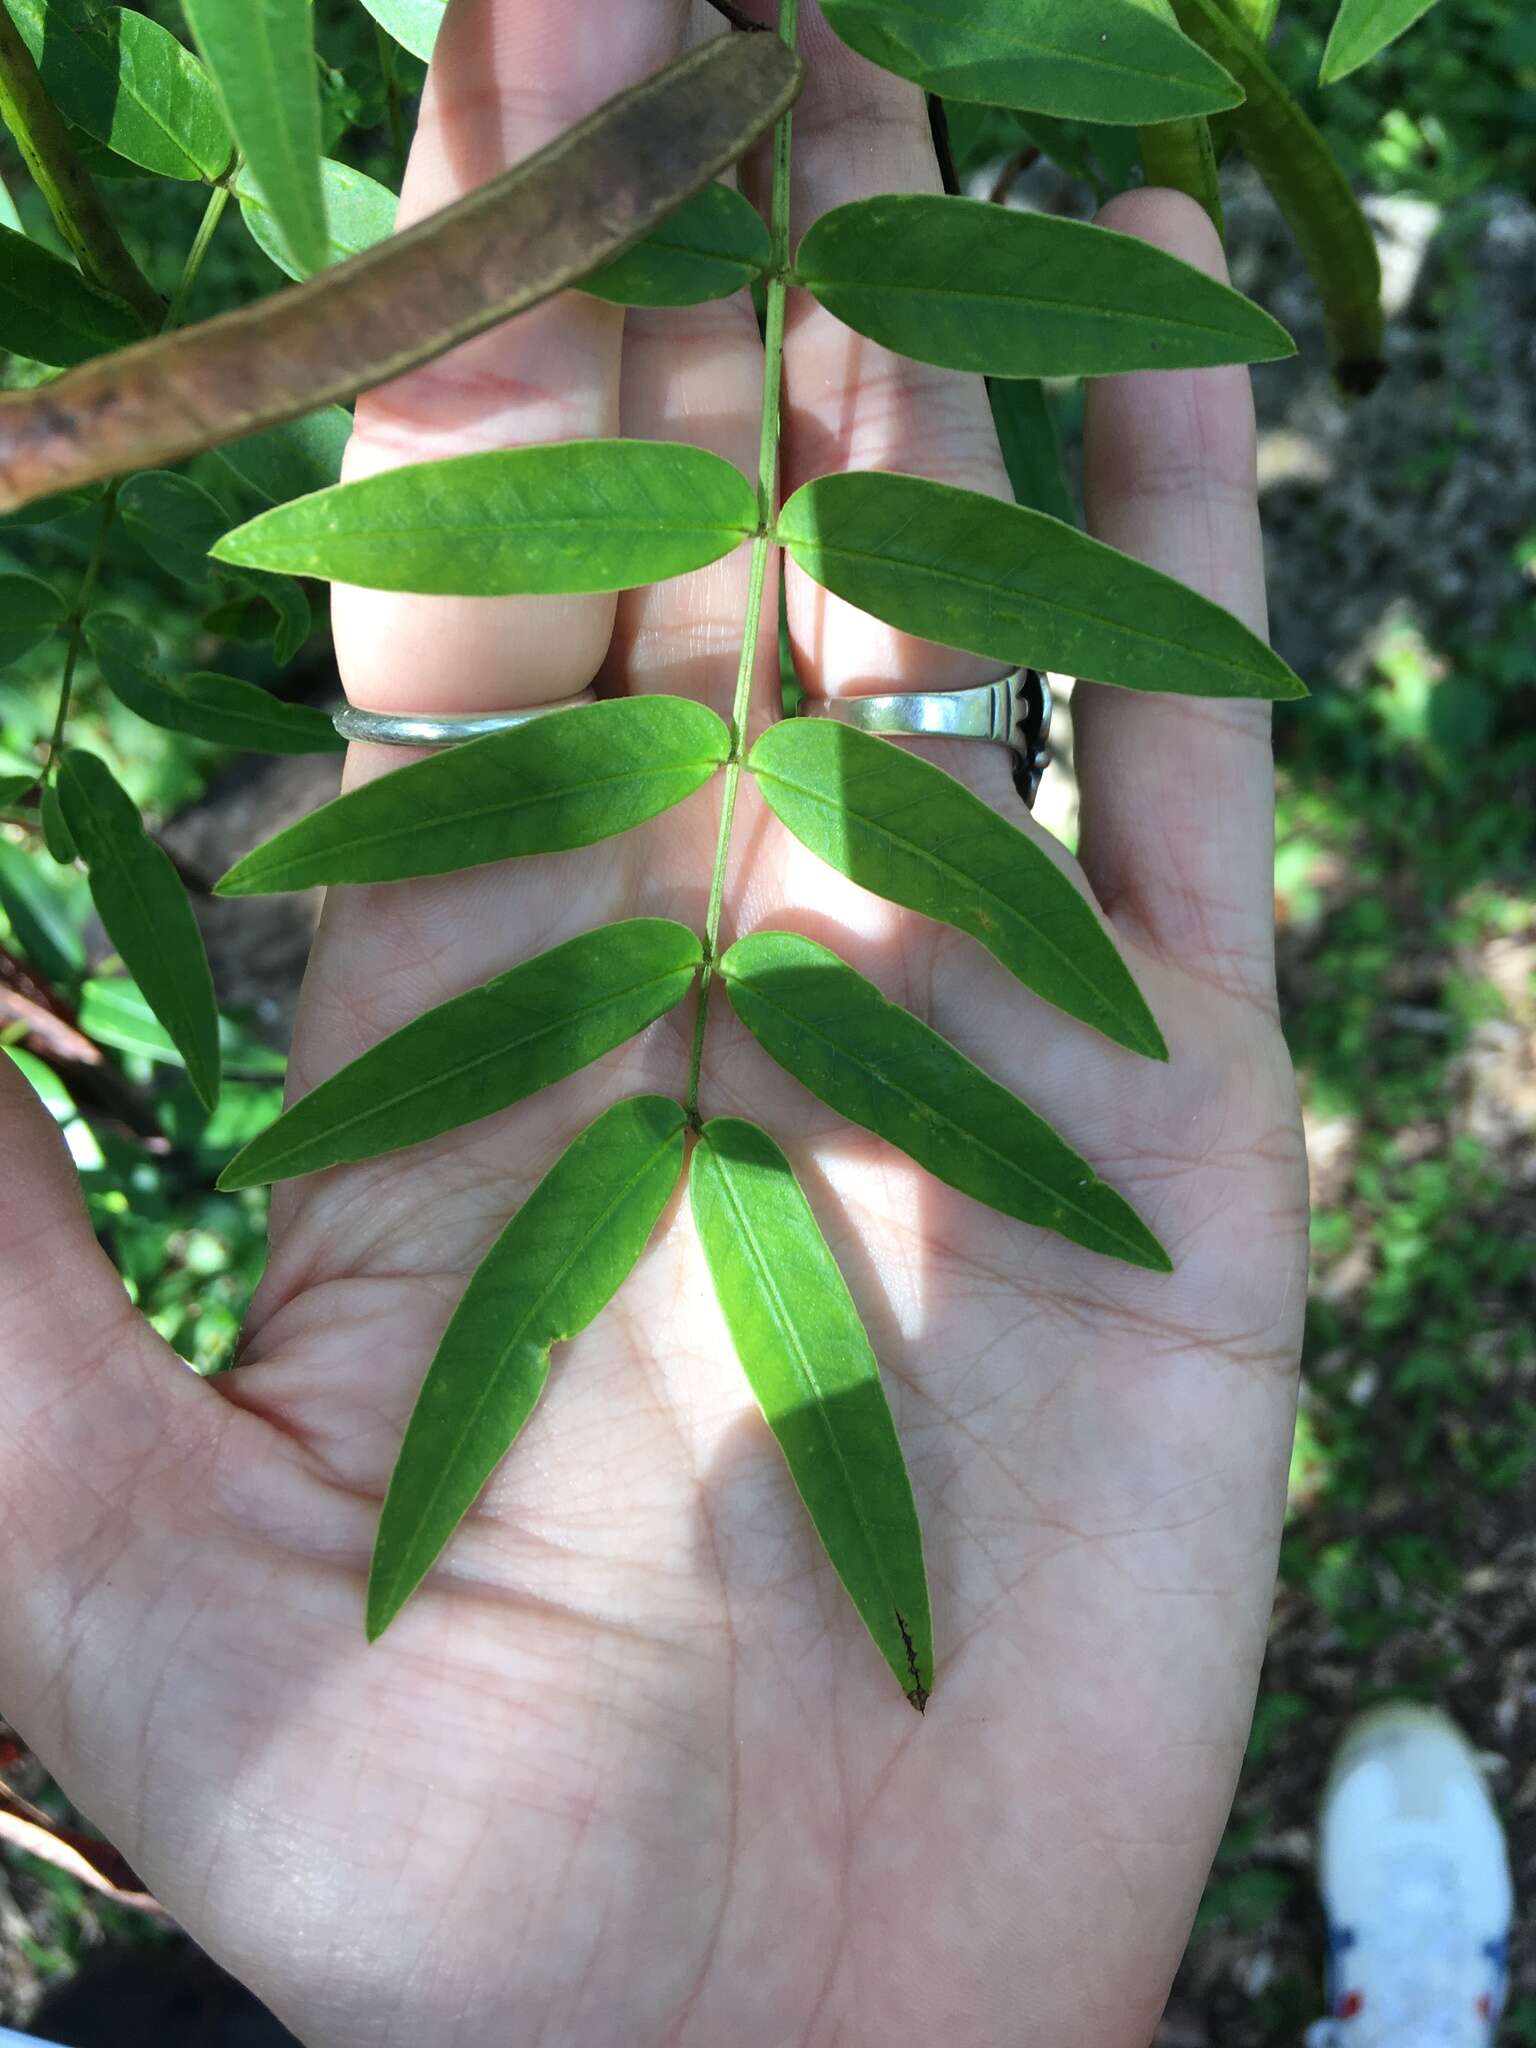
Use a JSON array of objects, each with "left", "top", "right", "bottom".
[
  {"left": 1320, "top": 0, "right": 1441, "bottom": 83},
  {"left": 582, "top": 181, "right": 770, "bottom": 306},
  {"left": 86, "top": 613, "right": 343, "bottom": 756},
  {"left": 748, "top": 719, "right": 1165, "bottom": 1058},
  {"left": 819, "top": 0, "right": 1241, "bottom": 122},
  {"left": 692, "top": 1117, "right": 933, "bottom": 1706},
  {"left": 181, "top": 0, "right": 325, "bottom": 278},
  {"left": 0, "top": 34, "right": 803, "bottom": 512},
  {"left": 55, "top": 750, "right": 220, "bottom": 1110},
  {"left": 217, "top": 697, "right": 727, "bottom": 895},
  {"left": 235, "top": 157, "right": 397, "bottom": 279},
  {"left": 777, "top": 472, "right": 1304, "bottom": 701},
  {"left": 721, "top": 932, "right": 1170, "bottom": 1270},
  {"left": 212, "top": 440, "right": 757, "bottom": 595},
  {"left": 358, "top": 0, "right": 444, "bottom": 62},
  {"left": 0, "top": 572, "right": 66, "bottom": 667},
  {"left": 219, "top": 918, "right": 702, "bottom": 1189},
  {"left": 796, "top": 195, "right": 1292, "bottom": 377},
  {"left": 0, "top": 225, "right": 146, "bottom": 367},
  {"left": 368, "top": 1095, "right": 686, "bottom": 1639}
]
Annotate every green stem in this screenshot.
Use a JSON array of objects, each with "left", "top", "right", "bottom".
[
  {"left": 1138, "top": 118, "right": 1224, "bottom": 235},
  {"left": 375, "top": 25, "right": 406, "bottom": 170},
  {"left": 685, "top": 0, "right": 798, "bottom": 1123},
  {"left": 0, "top": 4, "right": 162, "bottom": 325},
  {"left": 44, "top": 182, "right": 232, "bottom": 780}
]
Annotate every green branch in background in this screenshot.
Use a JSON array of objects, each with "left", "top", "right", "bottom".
[{"left": 0, "top": 3, "right": 162, "bottom": 324}]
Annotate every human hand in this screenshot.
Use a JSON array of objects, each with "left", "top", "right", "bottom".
[{"left": 0, "top": 5, "right": 1308, "bottom": 2043}]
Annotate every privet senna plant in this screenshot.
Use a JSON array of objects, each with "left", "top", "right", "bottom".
[{"left": 0, "top": 0, "right": 1441, "bottom": 1704}]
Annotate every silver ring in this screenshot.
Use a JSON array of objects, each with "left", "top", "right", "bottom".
[
  {"left": 333, "top": 687, "right": 599, "bottom": 749},
  {"left": 796, "top": 671, "right": 1051, "bottom": 809}
]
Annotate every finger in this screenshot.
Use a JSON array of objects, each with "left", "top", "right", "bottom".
[
  {"left": 1075, "top": 188, "right": 1277, "bottom": 1000},
  {"left": 762, "top": 8, "right": 1016, "bottom": 707},
  {"left": 331, "top": 0, "right": 688, "bottom": 716}
]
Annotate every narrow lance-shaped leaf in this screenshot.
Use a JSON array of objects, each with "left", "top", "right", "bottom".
[
  {"left": 56, "top": 750, "right": 220, "bottom": 1110},
  {"left": 0, "top": 837, "right": 89, "bottom": 987},
  {"left": 819, "top": 0, "right": 1242, "bottom": 123},
  {"left": 748, "top": 719, "right": 1165, "bottom": 1058},
  {"left": 988, "top": 376, "right": 1075, "bottom": 527},
  {"left": 0, "top": 33, "right": 803, "bottom": 512},
  {"left": 358, "top": 0, "right": 444, "bottom": 63},
  {"left": 39, "top": 781, "right": 75, "bottom": 862},
  {"left": 0, "top": 571, "right": 65, "bottom": 668},
  {"left": 1169, "top": 0, "right": 1383, "bottom": 388},
  {"left": 1320, "top": 0, "right": 1442, "bottom": 85},
  {"left": 235, "top": 157, "right": 397, "bottom": 280},
  {"left": 582, "top": 181, "right": 771, "bottom": 307},
  {"left": 213, "top": 440, "right": 757, "bottom": 596},
  {"left": 2, "top": 0, "right": 232, "bottom": 181},
  {"left": 181, "top": 0, "right": 325, "bottom": 276},
  {"left": 218, "top": 697, "right": 728, "bottom": 895},
  {"left": 795, "top": 196, "right": 1291, "bottom": 377},
  {"left": 722, "top": 931, "right": 1170, "bottom": 1271},
  {"left": 219, "top": 918, "right": 702, "bottom": 1190},
  {"left": 368, "top": 1096, "right": 686, "bottom": 1640},
  {"left": 777, "top": 471, "right": 1305, "bottom": 701},
  {"left": 0, "top": 223, "right": 146, "bottom": 367},
  {"left": 86, "top": 613, "right": 343, "bottom": 756},
  {"left": 692, "top": 1117, "right": 933, "bottom": 1708}
]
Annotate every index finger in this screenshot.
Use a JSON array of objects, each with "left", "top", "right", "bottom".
[{"left": 1074, "top": 188, "right": 1280, "bottom": 1007}]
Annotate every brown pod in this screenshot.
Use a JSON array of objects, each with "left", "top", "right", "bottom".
[{"left": 0, "top": 32, "right": 802, "bottom": 513}]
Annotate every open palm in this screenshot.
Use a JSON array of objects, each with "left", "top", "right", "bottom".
[{"left": 0, "top": 5, "right": 1307, "bottom": 2044}]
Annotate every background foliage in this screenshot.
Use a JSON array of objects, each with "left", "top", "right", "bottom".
[{"left": 1, "top": 0, "right": 1533, "bottom": 2039}]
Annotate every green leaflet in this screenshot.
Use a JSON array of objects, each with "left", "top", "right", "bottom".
[
  {"left": 56, "top": 750, "right": 220, "bottom": 1110},
  {"left": 85, "top": 613, "right": 343, "bottom": 756},
  {"left": 78, "top": 976, "right": 286, "bottom": 1076},
  {"left": 721, "top": 932, "right": 1170, "bottom": 1271},
  {"left": 119, "top": 471, "right": 227, "bottom": 586},
  {"left": 0, "top": 571, "right": 65, "bottom": 667},
  {"left": 795, "top": 195, "right": 1291, "bottom": 377},
  {"left": 1320, "top": 0, "right": 1441, "bottom": 82},
  {"left": 212, "top": 440, "right": 759, "bottom": 596},
  {"left": 2, "top": 0, "right": 232, "bottom": 181},
  {"left": 582, "top": 181, "right": 770, "bottom": 306},
  {"left": 0, "top": 774, "right": 32, "bottom": 810},
  {"left": 1169, "top": 0, "right": 1383, "bottom": 386},
  {"left": 748, "top": 719, "right": 1165, "bottom": 1058},
  {"left": 368, "top": 1095, "right": 686, "bottom": 1640},
  {"left": 0, "top": 224, "right": 146, "bottom": 367},
  {"left": 218, "top": 918, "right": 701, "bottom": 1189},
  {"left": 236, "top": 157, "right": 397, "bottom": 279},
  {"left": 0, "top": 836, "right": 89, "bottom": 986},
  {"left": 217, "top": 697, "right": 728, "bottom": 895},
  {"left": 357, "top": 0, "right": 443, "bottom": 62},
  {"left": 989, "top": 377, "right": 1075, "bottom": 528},
  {"left": 819, "top": 0, "right": 1241, "bottom": 123},
  {"left": 39, "top": 781, "right": 74, "bottom": 862},
  {"left": 777, "top": 472, "right": 1305, "bottom": 701},
  {"left": 211, "top": 407, "right": 353, "bottom": 509},
  {"left": 181, "top": 0, "right": 325, "bottom": 279},
  {"left": 692, "top": 1117, "right": 933, "bottom": 1707}
]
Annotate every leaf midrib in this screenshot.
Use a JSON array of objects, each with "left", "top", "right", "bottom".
[
  {"left": 83, "top": 808, "right": 214, "bottom": 1102},
  {"left": 855, "top": 0, "right": 1223, "bottom": 90},
  {"left": 804, "top": 267, "right": 1272, "bottom": 345}
]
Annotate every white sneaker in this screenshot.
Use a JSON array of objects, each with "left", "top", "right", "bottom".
[{"left": 1304, "top": 1704, "right": 1513, "bottom": 2048}]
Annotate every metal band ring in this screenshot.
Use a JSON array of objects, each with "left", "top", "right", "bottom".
[
  {"left": 795, "top": 671, "right": 1052, "bottom": 809},
  {"left": 333, "top": 687, "right": 599, "bottom": 749}
]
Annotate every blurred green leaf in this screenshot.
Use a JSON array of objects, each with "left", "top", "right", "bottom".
[
  {"left": 0, "top": 773, "right": 33, "bottom": 808},
  {"left": 118, "top": 471, "right": 228, "bottom": 586},
  {"left": 2, "top": 0, "right": 232, "bottom": 179},
  {"left": 219, "top": 918, "right": 702, "bottom": 1188},
  {"left": 777, "top": 472, "right": 1305, "bottom": 699},
  {"left": 748, "top": 719, "right": 1165, "bottom": 1056},
  {"left": 819, "top": 0, "right": 1242, "bottom": 121},
  {"left": 989, "top": 376, "right": 1075, "bottom": 527},
  {"left": 796, "top": 195, "right": 1292, "bottom": 375},
  {"left": 3, "top": 1044, "right": 104, "bottom": 1168},
  {"left": 56, "top": 750, "right": 220, "bottom": 1109},
  {"left": 357, "top": 0, "right": 443, "bottom": 62},
  {"left": 212, "top": 440, "right": 758, "bottom": 595},
  {"left": 1320, "top": 0, "right": 1442, "bottom": 84},
  {"left": 0, "top": 836, "right": 89, "bottom": 986},
  {"left": 368, "top": 1095, "right": 686, "bottom": 1639},
  {"left": 211, "top": 407, "right": 353, "bottom": 508},
  {"left": 86, "top": 613, "right": 343, "bottom": 755},
  {"left": 582, "top": 181, "right": 770, "bottom": 305},
  {"left": 0, "top": 571, "right": 66, "bottom": 668},
  {"left": 692, "top": 1115, "right": 933, "bottom": 1706},
  {"left": 39, "top": 781, "right": 74, "bottom": 862},
  {"left": 0, "top": 224, "right": 146, "bottom": 367},
  {"left": 182, "top": 0, "right": 326, "bottom": 276},
  {"left": 78, "top": 976, "right": 286, "bottom": 1075},
  {"left": 236, "top": 155, "right": 397, "bottom": 278},
  {"left": 721, "top": 930, "right": 1170, "bottom": 1269},
  {"left": 218, "top": 697, "right": 728, "bottom": 894}
]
